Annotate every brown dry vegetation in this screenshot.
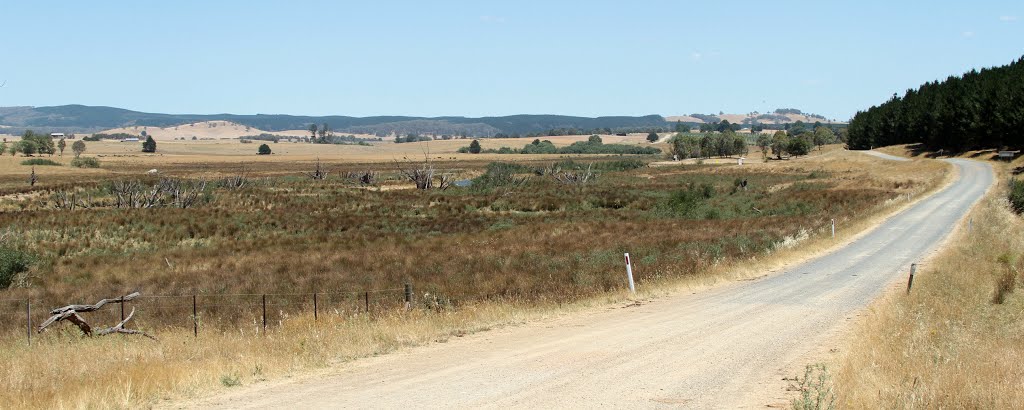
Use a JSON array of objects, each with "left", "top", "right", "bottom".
[
  {"left": 0, "top": 144, "right": 948, "bottom": 408},
  {"left": 834, "top": 155, "right": 1024, "bottom": 408}
]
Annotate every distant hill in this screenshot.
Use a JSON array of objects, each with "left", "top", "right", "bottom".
[
  {"left": 0, "top": 105, "right": 670, "bottom": 137},
  {"left": 667, "top": 109, "right": 841, "bottom": 125},
  {"left": 0, "top": 105, "right": 841, "bottom": 137}
]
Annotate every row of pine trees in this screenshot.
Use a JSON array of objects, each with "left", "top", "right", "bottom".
[{"left": 847, "top": 55, "right": 1024, "bottom": 151}]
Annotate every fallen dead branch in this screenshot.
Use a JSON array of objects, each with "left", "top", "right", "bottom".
[{"left": 37, "top": 292, "right": 156, "bottom": 340}]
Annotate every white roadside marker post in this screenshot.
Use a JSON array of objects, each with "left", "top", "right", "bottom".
[
  {"left": 624, "top": 253, "right": 636, "bottom": 294},
  {"left": 831, "top": 219, "right": 835, "bottom": 238}
]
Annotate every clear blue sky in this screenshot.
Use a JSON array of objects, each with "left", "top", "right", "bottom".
[{"left": 2, "top": 1, "right": 1022, "bottom": 120}]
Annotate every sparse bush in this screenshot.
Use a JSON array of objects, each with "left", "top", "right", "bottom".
[
  {"left": 220, "top": 374, "right": 242, "bottom": 387},
  {"left": 1009, "top": 178, "right": 1024, "bottom": 214},
  {"left": 0, "top": 247, "right": 32, "bottom": 288},
  {"left": 70, "top": 157, "right": 101, "bottom": 168},
  {"left": 791, "top": 364, "right": 836, "bottom": 410},
  {"left": 21, "top": 158, "right": 60, "bottom": 166}
]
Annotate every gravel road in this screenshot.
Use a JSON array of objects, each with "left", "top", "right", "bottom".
[
  {"left": 860, "top": 150, "right": 911, "bottom": 162},
  {"left": 186, "top": 159, "right": 991, "bottom": 409}
]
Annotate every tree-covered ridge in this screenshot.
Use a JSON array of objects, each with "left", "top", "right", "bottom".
[
  {"left": 847, "top": 55, "right": 1024, "bottom": 151},
  {"left": 0, "top": 105, "right": 669, "bottom": 137}
]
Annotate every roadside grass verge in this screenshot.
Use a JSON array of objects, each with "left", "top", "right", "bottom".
[{"left": 835, "top": 159, "right": 1024, "bottom": 408}]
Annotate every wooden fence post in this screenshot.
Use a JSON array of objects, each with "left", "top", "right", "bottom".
[
  {"left": 313, "top": 293, "right": 318, "bottom": 322},
  {"left": 192, "top": 295, "right": 198, "bottom": 338},
  {"left": 404, "top": 283, "right": 412, "bottom": 310},
  {"left": 262, "top": 294, "right": 267, "bottom": 332},
  {"left": 364, "top": 291, "right": 369, "bottom": 313},
  {"left": 26, "top": 299, "right": 31, "bottom": 347},
  {"left": 906, "top": 263, "right": 917, "bottom": 294}
]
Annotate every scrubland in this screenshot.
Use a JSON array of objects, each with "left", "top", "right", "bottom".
[{"left": 0, "top": 144, "right": 948, "bottom": 408}]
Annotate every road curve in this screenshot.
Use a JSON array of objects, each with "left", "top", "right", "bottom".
[
  {"left": 860, "top": 150, "right": 911, "bottom": 162},
  {"left": 188, "top": 159, "right": 992, "bottom": 409}
]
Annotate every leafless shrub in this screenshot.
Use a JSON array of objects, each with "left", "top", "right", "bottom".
[
  {"left": 111, "top": 178, "right": 208, "bottom": 209},
  {"left": 218, "top": 167, "right": 249, "bottom": 190},
  {"left": 346, "top": 170, "right": 379, "bottom": 185},
  {"left": 304, "top": 158, "right": 329, "bottom": 180},
  {"left": 395, "top": 154, "right": 451, "bottom": 190},
  {"left": 52, "top": 190, "right": 98, "bottom": 210},
  {"left": 552, "top": 163, "right": 596, "bottom": 186}
]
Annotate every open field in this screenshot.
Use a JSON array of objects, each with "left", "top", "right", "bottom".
[
  {"left": 0, "top": 144, "right": 950, "bottom": 408},
  {"left": 834, "top": 153, "right": 1024, "bottom": 407}
]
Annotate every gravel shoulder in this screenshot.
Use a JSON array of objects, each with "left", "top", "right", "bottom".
[{"left": 179, "top": 159, "right": 991, "bottom": 409}]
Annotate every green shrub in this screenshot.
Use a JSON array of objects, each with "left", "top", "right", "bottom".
[
  {"left": 0, "top": 247, "right": 32, "bottom": 288},
  {"left": 1009, "top": 178, "right": 1024, "bottom": 214},
  {"left": 20, "top": 158, "right": 60, "bottom": 166},
  {"left": 592, "top": 159, "right": 646, "bottom": 172},
  {"left": 70, "top": 157, "right": 101, "bottom": 168}
]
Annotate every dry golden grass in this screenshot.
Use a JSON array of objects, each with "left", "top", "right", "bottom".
[
  {"left": 0, "top": 146, "right": 953, "bottom": 409},
  {"left": 36, "top": 134, "right": 659, "bottom": 165},
  {"left": 0, "top": 302, "right": 553, "bottom": 409},
  {"left": 835, "top": 157, "right": 1024, "bottom": 408}
]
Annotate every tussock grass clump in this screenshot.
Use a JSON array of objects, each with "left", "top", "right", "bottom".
[
  {"left": 836, "top": 167, "right": 1024, "bottom": 408},
  {"left": 20, "top": 158, "right": 60, "bottom": 166}
]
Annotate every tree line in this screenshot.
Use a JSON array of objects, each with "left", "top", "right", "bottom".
[
  {"left": 847, "top": 55, "right": 1024, "bottom": 151},
  {"left": 459, "top": 135, "right": 661, "bottom": 155}
]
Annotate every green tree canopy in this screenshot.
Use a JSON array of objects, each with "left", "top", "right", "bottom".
[
  {"left": 770, "top": 131, "right": 789, "bottom": 160},
  {"left": 71, "top": 140, "right": 87, "bottom": 157},
  {"left": 812, "top": 127, "right": 835, "bottom": 150},
  {"left": 142, "top": 136, "right": 157, "bottom": 153},
  {"left": 788, "top": 132, "right": 813, "bottom": 156}
]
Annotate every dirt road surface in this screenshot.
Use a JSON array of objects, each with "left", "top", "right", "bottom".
[{"left": 184, "top": 159, "right": 991, "bottom": 409}]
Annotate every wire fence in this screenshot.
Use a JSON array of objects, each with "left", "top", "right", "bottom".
[{"left": 0, "top": 285, "right": 412, "bottom": 345}]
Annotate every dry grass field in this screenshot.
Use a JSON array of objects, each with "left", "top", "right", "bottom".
[
  {"left": 0, "top": 142, "right": 951, "bottom": 408},
  {"left": 834, "top": 153, "right": 1024, "bottom": 408}
]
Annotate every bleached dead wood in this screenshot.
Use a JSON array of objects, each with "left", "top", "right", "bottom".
[
  {"left": 95, "top": 308, "right": 158, "bottom": 340},
  {"left": 37, "top": 292, "right": 155, "bottom": 340}
]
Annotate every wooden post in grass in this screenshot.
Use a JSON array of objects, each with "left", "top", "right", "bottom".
[
  {"left": 313, "top": 293, "right": 318, "bottom": 322},
  {"left": 192, "top": 295, "right": 198, "bottom": 338},
  {"left": 906, "top": 264, "right": 917, "bottom": 294},
  {"left": 624, "top": 253, "right": 636, "bottom": 294},
  {"left": 404, "top": 283, "right": 413, "bottom": 310},
  {"left": 26, "top": 300, "right": 31, "bottom": 346},
  {"left": 364, "top": 292, "right": 369, "bottom": 313},
  {"left": 262, "top": 294, "right": 267, "bottom": 332}
]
